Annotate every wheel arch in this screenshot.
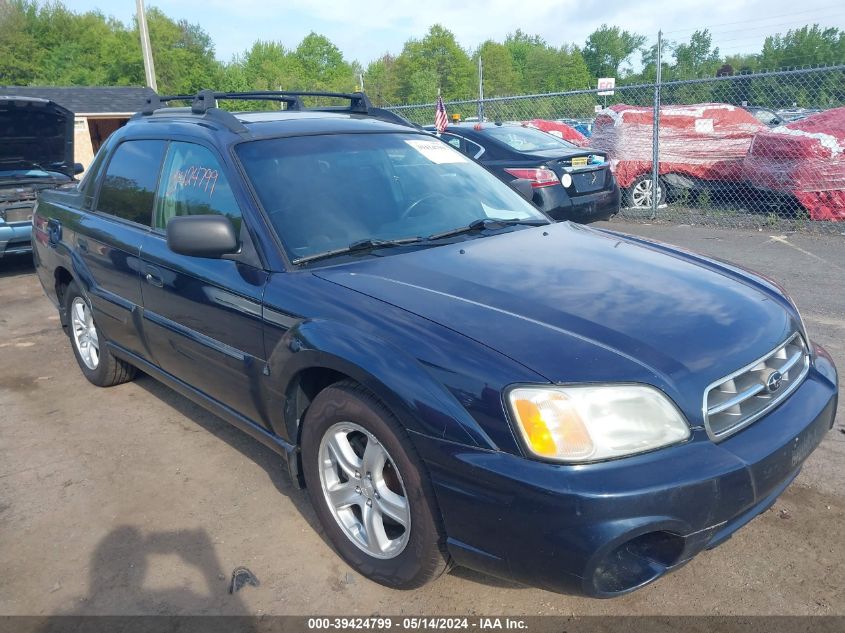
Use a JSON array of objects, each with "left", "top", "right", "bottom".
[
  {"left": 268, "top": 320, "right": 495, "bottom": 453},
  {"left": 52, "top": 265, "right": 78, "bottom": 330}
]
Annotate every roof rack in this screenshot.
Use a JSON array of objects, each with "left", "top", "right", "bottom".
[{"left": 138, "top": 89, "right": 419, "bottom": 132}]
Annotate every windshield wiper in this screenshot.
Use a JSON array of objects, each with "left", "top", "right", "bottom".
[
  {"left": 426, "top": 217, "right": 548, "bottom": 241},
  {"left": 292, "top": 237, "right": 424, "bottom": 265}
]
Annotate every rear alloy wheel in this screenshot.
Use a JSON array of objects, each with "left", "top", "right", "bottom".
[
  {"left": 64, "top": 281, "right": 136, "bottom": 387},
  {"left": 70, "top": 296, "right": 99, "bottom": 371},
  {"left": 302, "top": 381, "right": 449, "bottom": 589},
  {"left": 625, "top": 175, "right": 666, "bottom": 209}
]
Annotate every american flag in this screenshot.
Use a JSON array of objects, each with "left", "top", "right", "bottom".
[{"left": 434, "top": 95, "right": 448, "bottom": 134}]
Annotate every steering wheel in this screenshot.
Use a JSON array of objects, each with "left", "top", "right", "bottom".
[{"left": 400, "top": 192, "right": 449, "bottom": 220}]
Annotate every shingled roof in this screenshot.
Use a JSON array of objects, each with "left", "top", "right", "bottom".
[{"left": 0, "top": 86, "right": 157, "bottom": 115}]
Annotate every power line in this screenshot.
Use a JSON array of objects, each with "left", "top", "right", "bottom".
[
  {"left": 662, "top": 5, "right": 844, "bottom": 35},
  {"left": 657, "top": 14, "right": 845, "bottom": 56}
]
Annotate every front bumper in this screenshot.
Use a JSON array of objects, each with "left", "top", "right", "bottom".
[
  {"left": 0, "top": 222, "right": 33, "bottom": 258},
  {"left": 411, "top": 347, "right": 838, "bottom": 597}
]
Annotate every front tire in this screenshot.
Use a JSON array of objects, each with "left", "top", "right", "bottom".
[
  {"left": 301, "top": 381, "right": 449, "bottom": 589},
  {"left": 624, "top": 174, "right": 666, "bottom": 208},
  {"left": 65, "top": 281, "right": 136, "bottom": 387}
]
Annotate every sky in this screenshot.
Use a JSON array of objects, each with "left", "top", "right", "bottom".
[{"left": 66, "top": 0, "right": 845, "bottom": 69}]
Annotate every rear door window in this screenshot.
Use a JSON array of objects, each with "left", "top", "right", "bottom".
[
  {"left": 440, "top": 133, "right": 485, "bottom": 159},
  {"left": 463, "top": 139, "right": 485, "bottom": 159},
  {"left": 96, "top": 140, "right": 166, "bottom": 225},
  {"left": 154, "top": 142, "right": 242, "bottom": 233},
  {"left": 440, "top": 134, "right": 463, "bottom": 151}
]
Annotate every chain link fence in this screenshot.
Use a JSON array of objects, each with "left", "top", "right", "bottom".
[{"left": 388, "top": 65, "right": 845, "bottom": 232}]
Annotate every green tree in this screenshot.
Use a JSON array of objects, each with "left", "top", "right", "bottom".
[
  {"left": 674, "top": 30, "right": 721, "bottom": 79},
  {"left": 145, "top": 8, "right": 221, "bottom": 93},
  {"left": 637, "top": 40, "right": 675, "bottom": 83},
  {"left": 242, "top": 40, "right": 302, "bottom": 90},
  {"left": 503, "top": 29, "right": 547, "bottom": 90},
  {"left": 474, "top": 40, "right": 518, "bottom": 97},
  {"left": 502, "top": 31, "right": 592, "bottom": 94},
  {"left": 583, "top": 24, "right": 646, "bottom": 78},
  {"left": 724, "top": 54, "right": 759, "bottom": 74},
  {"left": 759, "top": 24, "right": 845, "bottom": 69},
  {"left": 557, "top": 46, "right": 593, "bottom": 90},
  {"left": 365, "top": 54, "right": 400, "bottom": 105},
  {"left": 394, "top": 24, "right": 475, "bottom": 102},
  {"left": 218, "top": 41, "right": 301, "bottom": 110},
  {"left": 0, "top": 1, "right": 42, "bottom": 84},
  {"left": 755, "top": 26, "right": 845, "bottom": 108},
  {"left": 293, "top": 32, "right": 356, "bottom": 91}
]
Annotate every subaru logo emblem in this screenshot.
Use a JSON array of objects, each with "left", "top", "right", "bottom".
[{"left": 765, "top": 370, "right": 783, "bottom": 393}]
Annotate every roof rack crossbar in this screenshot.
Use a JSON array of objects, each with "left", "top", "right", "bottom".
[
  {"left": 138, "top": 89, "right": 418, "bottom": 131},
  {"left": 186, "top": 90, "right": 372, "bottom": 114},
  {"left": 141, "top": 93, "right": 195, "bottom": 115}
]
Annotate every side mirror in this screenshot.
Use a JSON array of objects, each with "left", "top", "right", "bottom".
[
  {"left": 73, "top": 163, "right": 85, "bottom": 175},
  {"left": 509, "top": 178, "right": 535, "bottom": 202},
  {"left": 166, "top": 215, "right": 239, "bottom": 258}
]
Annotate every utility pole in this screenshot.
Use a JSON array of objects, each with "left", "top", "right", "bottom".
[
  {"left": 651, "top": 29, "right": 662, "bottom": 219},
  {"left": 136, "top": 0, "right": 157, "bottom": 92},
  {"left": 477, "top": 56, "right": 484, "bottom": 121}
]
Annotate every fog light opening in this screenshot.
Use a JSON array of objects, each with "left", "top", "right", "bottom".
[{"left": 592, "top": 531, "right": 685, "bottom": 595}]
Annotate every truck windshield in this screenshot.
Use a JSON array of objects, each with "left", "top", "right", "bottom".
[{"left": 236, "top": 133, "right": 547, "bottom": 261}]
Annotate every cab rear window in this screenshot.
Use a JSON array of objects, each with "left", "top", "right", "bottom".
[{"left": 96, "top": 140, "right": 166, "bottom": 225}]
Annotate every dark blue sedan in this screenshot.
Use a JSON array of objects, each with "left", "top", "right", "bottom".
[{"left": 33, "top": 91, "right": 838, "bottom": 597}]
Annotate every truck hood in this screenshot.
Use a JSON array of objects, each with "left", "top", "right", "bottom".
[
  {"left": 314, "top": 222, "right": 797, "bottom": 418},
  {"left": 0, "top": 97, "right": 75, "bottom": 176}
]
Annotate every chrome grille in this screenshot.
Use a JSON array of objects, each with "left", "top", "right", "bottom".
[{"left": 704, "top": 333, "right": 809, "bottom": 440}]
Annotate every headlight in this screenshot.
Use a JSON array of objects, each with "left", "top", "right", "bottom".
[
  {"left": 507, "top": 385, "right": 690, "bottom": 463},
  {"left": 786, "top": 297, "right": 812, "bottom": 353}
]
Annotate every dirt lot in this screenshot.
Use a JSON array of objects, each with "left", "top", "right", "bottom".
[{"left": 1, "top": 220, "right": 843, "bottom": 616}]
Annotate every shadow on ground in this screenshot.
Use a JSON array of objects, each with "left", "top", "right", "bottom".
[
  {"left": 132, "top": 375, "right": 533, "bottom": 594},
  {"left": 0, "top": 253, "right": 35, "bottom": 279}
]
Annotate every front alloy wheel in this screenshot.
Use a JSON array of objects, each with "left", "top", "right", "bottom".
[
  {"left": 319, "top": 422, "right": 411, "bottom": 559},
  {"left": 302, "top": 381, "right": 449, "bottom": 589}
]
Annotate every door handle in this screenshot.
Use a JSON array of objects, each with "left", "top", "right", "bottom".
[
  {"left": 145, "top": 272, "right": 164, "bottom": 288},
  {"left": 47, "top": 219, "right": 61, "bottom": 245},
  {"left": 77, "top": 237, "right": 88, "bottom": 252}
]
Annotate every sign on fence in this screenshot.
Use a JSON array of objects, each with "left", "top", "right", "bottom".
[{"left": 597, "top": 77, "right": 616, "bottom": 96}]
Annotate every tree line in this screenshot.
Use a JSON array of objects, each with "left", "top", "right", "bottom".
[{"left": 1, "top": 0, "right": 843, "bottom": 107}]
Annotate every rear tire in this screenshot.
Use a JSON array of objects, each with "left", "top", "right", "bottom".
[
  {"left": 301, "top": 380, "right": 449, "bottom": 589},
  {"left": 65, "top": 281, "right": 136, "bottom": 387}
]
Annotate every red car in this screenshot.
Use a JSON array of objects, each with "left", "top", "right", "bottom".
[
  {"left": 743, "top": 106, "right": 845, "bottom": 221},
  {"left": 590, "top": 104, "right": 764, "bottom": 208}
]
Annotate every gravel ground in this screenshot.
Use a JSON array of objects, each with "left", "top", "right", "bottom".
[{"left": 1, "top": 220, "right": 843, "bottom": 616}]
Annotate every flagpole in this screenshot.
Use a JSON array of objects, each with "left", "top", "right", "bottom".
[{"left": 436, "top": 88, "right": 442, "bottom": 136}]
